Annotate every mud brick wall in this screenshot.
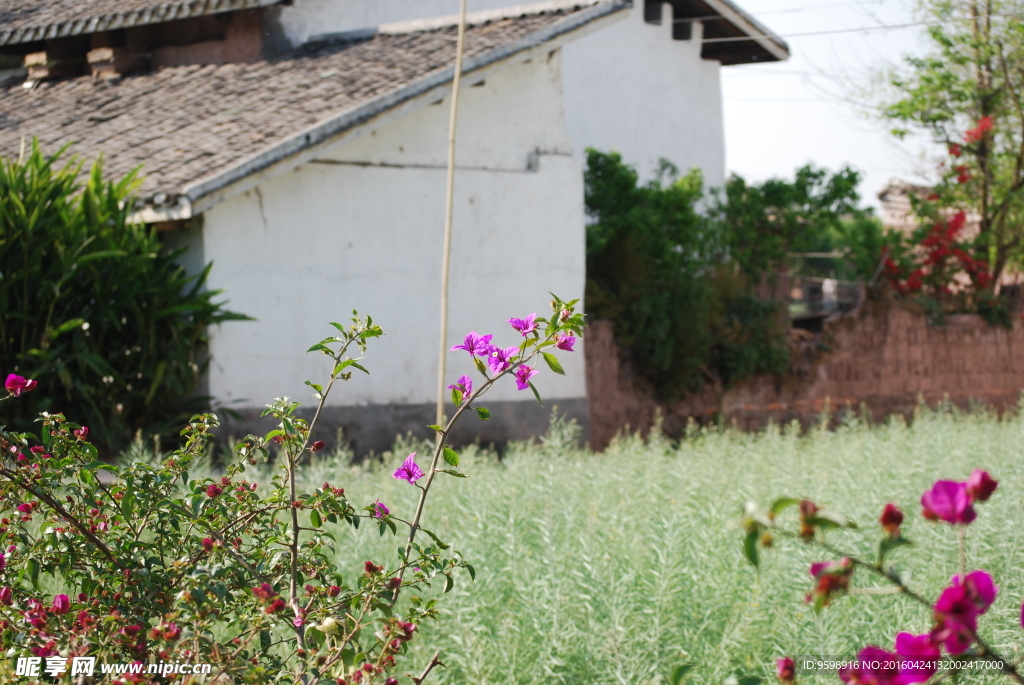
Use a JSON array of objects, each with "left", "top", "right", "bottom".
[{"left": 585, "top": 299, "right": 1024, "bottom": 449}]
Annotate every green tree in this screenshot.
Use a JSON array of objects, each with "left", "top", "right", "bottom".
[
  {"left": 884, "top": 0, "right": 1024, "bottom": 282},
  {"left": 0, "top": 142, "right": 247, "bottom": 450}
]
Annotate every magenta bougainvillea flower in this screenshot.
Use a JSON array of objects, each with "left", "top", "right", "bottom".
[
  {"left": 921, "top": 480, "right": 976, "bottom": 524},
  {"left": 15, "top": 503, "right": 32, "bottom": 514},
  {"left": 839, "top": 646, "right": 901, "bottom": 685},
  {"left": 0, "top": 587, "right": 11, "bottom": 606},
  {"left": 554, "top": 334, "right": 576, "bottom": 351},
  {"left": 73, "top": 426, "right": 89, "bottom": 441},
  {"left": 514, "top": 365, "right": 538, "bottom": 391},
  {"left": 880, "top": 503, "right": 904, "bottom": 537},
  {"left": 393, "top": 453, "right": 424, "bottom": 484},
  {"left": 776, "top": 657, "right": 795, "bottom": 683},
  {"left": 508, "top": 313, "right": 538, "bottom": 337},
  {"left": 52, "top": 594, "right": 70, "bottom": 615},
  {"left": 372, "top": 500, "right": 390, "bottom": 518},
  {"left": 966, "top": 469, "right": 998, "bottom": 502},
  {"left": 0, "top": 553, "right": 4, "bottom": 571},
  {"left": 893, "top": 632, "right": 939, "bottom": 684},
  {"left": 4, "top": 374, "right": 37, "bottom": 397},
  {"left": 446, "top": 375, "right": 473, "bottom": 403},
  {"left": 932, "top": 571, "right": 997, "bottom": 654},
  {"left": 450, "top": 332, "right": 493, "bottom": 356},
  {"left": 487, "top": 345, "right": 519, "bottom": 373},
  {"left": 251, "top": 583, "right": 277, "bottom": 602},
  {"left": 201, "top": 538, "right": 214, "bottom": 552},
  {"left": 206, "top": 484, "right": 223, "bottom": 498}
]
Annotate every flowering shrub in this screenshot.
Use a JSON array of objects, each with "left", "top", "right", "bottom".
[
  {"left": 742, "top": 468, "right": 1024, "bottom": 684},
  {"left": 0, "top": 296, "right": 584, "bottom": 683}
]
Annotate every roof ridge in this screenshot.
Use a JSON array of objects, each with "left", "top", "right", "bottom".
[{"left": 306, "top": 0, "right": 602, "bottom": 45}]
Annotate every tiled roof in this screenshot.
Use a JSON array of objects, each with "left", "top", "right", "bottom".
[
  {"left": 0, "top": 1, "right": 624, "bottom": 214},
  {"left": 0, "top": 0, "right": 280, "bottom": 46}
]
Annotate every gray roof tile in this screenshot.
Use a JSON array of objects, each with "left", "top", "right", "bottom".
[{"left": 0, "top": 10, "right": 575, "bottom": 205}]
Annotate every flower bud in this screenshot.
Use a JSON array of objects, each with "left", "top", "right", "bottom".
[
  {"left": 777, "top": 656, "right": 796, "bottom": 683},
  {"left": 879, "top": 503, "right": 903, "bottom": 537}
]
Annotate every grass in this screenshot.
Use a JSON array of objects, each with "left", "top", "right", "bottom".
[{"left": 297, "top": 404, "right": 1024, "bottom": 685}]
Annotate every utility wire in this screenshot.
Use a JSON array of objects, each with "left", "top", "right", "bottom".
[{"left": 436, "top": 0, "right": 468, "bottom": 429}]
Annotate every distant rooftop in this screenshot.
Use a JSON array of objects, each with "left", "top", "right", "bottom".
[
  {"left": 0, "top": 0, "right": 281, "bottom": 46},
  {"left": 0, "top": 1, "right": 625, "bottom": 216}
]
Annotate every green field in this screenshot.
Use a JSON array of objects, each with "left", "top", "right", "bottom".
[{"left": 301, "top": 405, "right": 1024, "bottom": 685}]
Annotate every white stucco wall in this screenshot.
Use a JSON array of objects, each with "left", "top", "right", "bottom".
[
  {"left": 277, "top": 1, "right": 726, "bottom": 187},
  {"left": 200, "top": 53, "right": 587, "bottom": 410}
]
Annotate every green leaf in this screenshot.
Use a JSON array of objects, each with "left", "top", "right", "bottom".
[
  {"left": 465, "top": 563, "right": 476, "bottom": 581},
  {"left": 738, "top": 676, "right": 764, "bottom": 685},
  {"left": 451, "top": 388, "right": 462, "bottom": 407},
  {"left": 743, "top": 530, "right": 760, "bottom": 567},
  {"left": 260, "top": 630, "right": 271, "bottom": 652},
  {"left": 475, "top": 407, "right": 490, "bottom": 421},
  {"left": 769, "top": 497, "right": 800, "bottom": 519},
  {"left": 473, "top": 356, "right": 488, "bottom": 375},
  {"left": 444, "top": 574, "right": 454, "bottom": 593},
  {"left": 27, "top": 558, "right": 40, "bottom": 589},
  {"left": 310, "top": 509, "right": 322, "bottom": 528},
  {"left": 437, "top": 469, "right": 468, "bottom": 478},
  {"left": 670, "top": 664, "right": 696, "bottom": 685},
  {"left": 541, "top": 352, "right": 565, "bottom": 375},
  {"left": 51, "top": 317, "right": 86, "bottom": 337},
  {"left": 442, "top": 447, "right": 459, "bottom": 467},
  {"left": 527, "top": 380, "right": 543, "bottom": 406},
  {"left": 806, "top": 511, "right": 858, "bottom": 530},
  {"left": 307, "top": 343, "right": 329, "bottom": 353},
  {"left": 878, "top": 536, "right": 913, "bottom": 562}
]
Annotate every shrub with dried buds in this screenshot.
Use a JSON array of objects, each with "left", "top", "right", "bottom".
[{"left": 0, "top": 299, "right": 585, "bottom": 684}]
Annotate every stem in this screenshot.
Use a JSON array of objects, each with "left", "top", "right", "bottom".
[
  {"left": 434, "top": 0, "right": 469, "bottom": 428},
  {"left": 958, "top": 525, "right": 967, "bottom": 577},
  {"left": 411, "top": 652, "right": 445, "bottom": 685},
  {"left": 0, "top": 466, "right": 123, "bottom": 569}
]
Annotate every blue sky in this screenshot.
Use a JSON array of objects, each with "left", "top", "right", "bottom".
[{"left": 721, "top": 0, "right": 942, "bottom": 208}]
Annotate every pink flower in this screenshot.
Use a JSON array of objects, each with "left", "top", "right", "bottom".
[
  {"left": 894, "top": 632, "right": 939, "bottom": 684},
  {"left": 932, "top": 571, "right": 995, "bottom": 654},
  {"left": 293, "top": 616, "right": 305, "bottom": 627},
  {"left": 73, "top": 427, "right": 89, "bottom": 441},
  {"left": 206, "top": 484, "right": 223, "bottom": 498},
  {"left": 446, "top": 375, "right": 473, "bottom": 403},
  {"left": 486, "top": 345, "right": 519, "bottom": 373},
  {"left": 252, "top": 583, "right": 277, "bottom": 602},
  {"left": 921, "top": 480, "right": 976, "bottom": 524},
  {"left": 508, "top": 313, "right": 538, "bottom": 337},
  {"left": 0, "top": 587, "right": 11, "bottom": 605},
  {"left": 0, "top": 553, "right": 5, "bottom": 571},
  {"left": 372, "top": 500, "right": 390, "bottom": 518},
  {"left": 554, "top": 334, "right": 576, "bottom": 351},
  {"left": 450, "top": 332, "right": 493, "bottom": 356},
  {"left": 1020, "top": 600, "right": 1024, "bottom": 629},
  {"left": 776, "top": 656, "right": 795, "bottom": 683},
  {"left": 839, "top": 646, "right": 900, "bottom": 685},
  {"left": 966, "top": 470, "right": 998, "bottom": 502},
  {"left": 393, "top": 453, "right": 424, "bottom": 484},
  {"left": 4, "top": 374, "right": 37, "bottom": 397},
  {"left": 201, "top": 538, "right": 214, "bottom": 552},
  {"left": 15, "top": 503, "right": 32, "bottom": 514},
  {"left": 52, "top": 594, "right": 70, "bottom": 614},
  {"left": 265, "top": 599, "right": 285, "bottom": 613},
  {"left": 514, "top": 365, "right": 538, "bottom": 391}
]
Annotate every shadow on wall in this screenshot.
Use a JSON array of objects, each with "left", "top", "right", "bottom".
[{"left": 585, "top": 296, "right": 1024, "bottom": 449}]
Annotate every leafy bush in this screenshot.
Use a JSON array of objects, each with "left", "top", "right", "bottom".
[
  {"left": 584, "top": 150, "right": 789, "bottom": 398},
  {"left": 0, "top": 142, "right": 246, "bottom": 451},
  {"left": 708, "top": 164, "right": 867, "bottom": 286},
  {"left": 0, "top": 298, "right": 586, "bottom": 683}
]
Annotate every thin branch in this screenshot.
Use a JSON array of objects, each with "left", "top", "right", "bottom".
[{"left": 410, "top": 652, "right": 445, "bottom": 685}]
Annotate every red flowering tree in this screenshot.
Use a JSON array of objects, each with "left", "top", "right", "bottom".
[{"left": 885, "top": 0, "right": 1024, "bottom": 285}]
